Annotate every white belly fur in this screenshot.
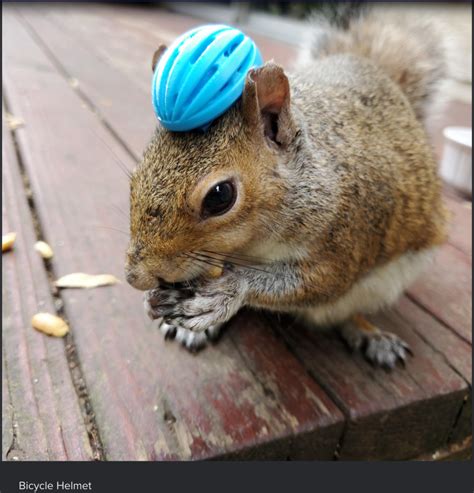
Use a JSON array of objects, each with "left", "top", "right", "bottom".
[{"left": 298, "top": 248, "right": 436, "bottom": 327}]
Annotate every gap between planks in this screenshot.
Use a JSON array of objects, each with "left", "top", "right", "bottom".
[
  {"left": 266, "top": 306, "right": 471, "bottom": 459},
  {"left": 260, "top": 312, "right": 351, "bottom": 460},
  {"left": 406, "top": 292, "right": 471, "bottom": 347},
  {"left": 2, "top": 86, "right": 106, "bottom": 461},
  {"left": 2, "top": 343, "right": 19, "bottom": 460}
]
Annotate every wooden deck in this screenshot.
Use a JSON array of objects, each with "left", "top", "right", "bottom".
[{"left": 2, "top": 3, "right": 472, "bottom": 461}]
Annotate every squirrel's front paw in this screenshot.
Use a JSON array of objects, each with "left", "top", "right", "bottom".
[
  {"left": 157, "top": 318, "right": 223, "bottom": 352},
  {"left": 144, "top": 285, "right": 192, "bottom": 320},
  {"left": 165, "top": 274, "right": 245, "bottom": 333}
]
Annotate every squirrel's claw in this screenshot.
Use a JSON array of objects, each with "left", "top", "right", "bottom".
[
  {"left": 158, "top": 319, "right": 177, "bottom": 340},
  {"left": 339, "top": 317, "right": 412, "bottom": 370},
  {"left": 157, "top": 318, "right": 223, "bottom": 352},
  {"left": 144, "top": 274, "right": 243, "bottom": 350},
  {"left": 364, "top": 332, "right": 411, "bottom": 369}
]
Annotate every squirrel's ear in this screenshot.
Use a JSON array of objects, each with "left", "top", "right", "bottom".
[
  {"left": 151, "top": 45, "right": 167, "bottom": 72},
  {"left": 242, "top": 62, "right": 294, "bottom": 147}
]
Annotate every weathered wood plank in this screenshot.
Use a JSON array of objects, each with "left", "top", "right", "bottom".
[
  {"left": 408, "top": 243, "right": 471, "bottom": 344},
  {"left": 273, "top": 298, "right": 469, "bottom": 460},
  {"left": 49, "top": 3, "right": 195, "bottom": 93},
  {"left": 2, "top": 346, "right": 14, "bottom": 460},
  {"left": 83, "top": 3, "right": 298, "bottom": 68},
  {"left": 17, "top": 4, "right": 156, "bottom": 158},
  {"left": 2, "top": 107, "right": 93, "bottom": 460},
  {"left": 444, "top": 194, "right": 472, "bottom": 257},
  {"left": 223, "top": 311, "right": 344, "bottom": 459},
  {"left": 415, "top": 436, "right": 472, "bottom": 461},
  {"left": 394, "top": 297, "right": 471, "bottom": 443},
  {"left": 396, "top": 298, "right": 470, "bottom": 384},
  {"left": 3, "top": 7, "right": 344, "bottom": 460}
]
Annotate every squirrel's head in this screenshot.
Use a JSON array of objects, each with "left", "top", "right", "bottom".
[{"left": 126, "top": 55, "right": 298, "bottom": 290}]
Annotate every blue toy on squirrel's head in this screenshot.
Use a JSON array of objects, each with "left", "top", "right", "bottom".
[{"left": 152, "top": 24, "right": 263, "bottom": 132}]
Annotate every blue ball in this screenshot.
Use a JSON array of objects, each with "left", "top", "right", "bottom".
[{"left": 152, "top": 24, "right": 263, "bottom": 132}]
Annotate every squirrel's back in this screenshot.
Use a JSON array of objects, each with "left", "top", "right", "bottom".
[{"left": 288, "top": 5, "right": 449, "bottom": 262}]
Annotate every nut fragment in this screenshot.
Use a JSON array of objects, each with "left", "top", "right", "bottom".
[
  {"left": 2, "top": 232, "right": 16, "bottom": 252},
  {"left": 207, "top": 265, "right": 223, "bottom": 278},
  {"left": 55, "top": 272, "right": 120, "bottom": 289},
  {"left": 34, "top": 240, "right": 54, "bottom": 259},
  {"left": 4, "top": 112, "right": 24, "bottom": 130},
  {"left": 68, "top": 77, "right": 79, "bottom": 89},
  {"left": 31, "top": 312, "right": 69, "bottom": 337}
]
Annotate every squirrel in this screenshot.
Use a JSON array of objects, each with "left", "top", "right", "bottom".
[{"left": 125, "top": 5, "right": 448, "bottom": 368}]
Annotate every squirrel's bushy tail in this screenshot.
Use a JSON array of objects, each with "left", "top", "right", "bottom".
[{"left": 302, "top": 3, "right": 448, "bottom": 123}]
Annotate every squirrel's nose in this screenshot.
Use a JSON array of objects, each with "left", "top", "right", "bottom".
[{"left": 124, "top": 264, "right": 158, "bottom": 291}]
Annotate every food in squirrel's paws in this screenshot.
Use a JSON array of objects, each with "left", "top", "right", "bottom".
[{"left": 206, "top": 265, "right": 223, "bottom": 279}]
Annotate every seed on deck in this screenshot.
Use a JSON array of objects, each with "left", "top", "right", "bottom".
[
  {"left": 55, "top": 272, "right": 121, "bottom": 289},
  {"left": 2, "top": 232, "right": 17, "bottom": 252},
  {"left": 34, "top": 240, "right": 54, "bottom": 259},
  {"left": 32, "top": 312, "right": 69, "bottom": 337}
]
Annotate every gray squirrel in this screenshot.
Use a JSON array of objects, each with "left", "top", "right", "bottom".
[{"left": 125, "top": 6, "right": 448, "bottom": 368}]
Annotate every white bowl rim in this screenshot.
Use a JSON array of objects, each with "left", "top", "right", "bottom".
[{"left": 443, "top": 126, "right": 472, "bottom": 149}]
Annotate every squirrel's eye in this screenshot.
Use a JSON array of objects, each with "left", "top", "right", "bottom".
[{"left": 202, "top": 181, "right": 236, "bottom": 218}]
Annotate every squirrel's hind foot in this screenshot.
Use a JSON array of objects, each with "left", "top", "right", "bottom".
[{"left": 339, "top": 314, "right": 412, "bottom": 369}]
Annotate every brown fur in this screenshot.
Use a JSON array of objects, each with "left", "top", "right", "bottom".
[{"left": 126, "top": 11, "right": 447, "bottom": 311}]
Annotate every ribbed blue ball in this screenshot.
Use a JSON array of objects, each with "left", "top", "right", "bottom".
[{"left": 152, "top": 24, "right": 263, "bottom": 132}]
